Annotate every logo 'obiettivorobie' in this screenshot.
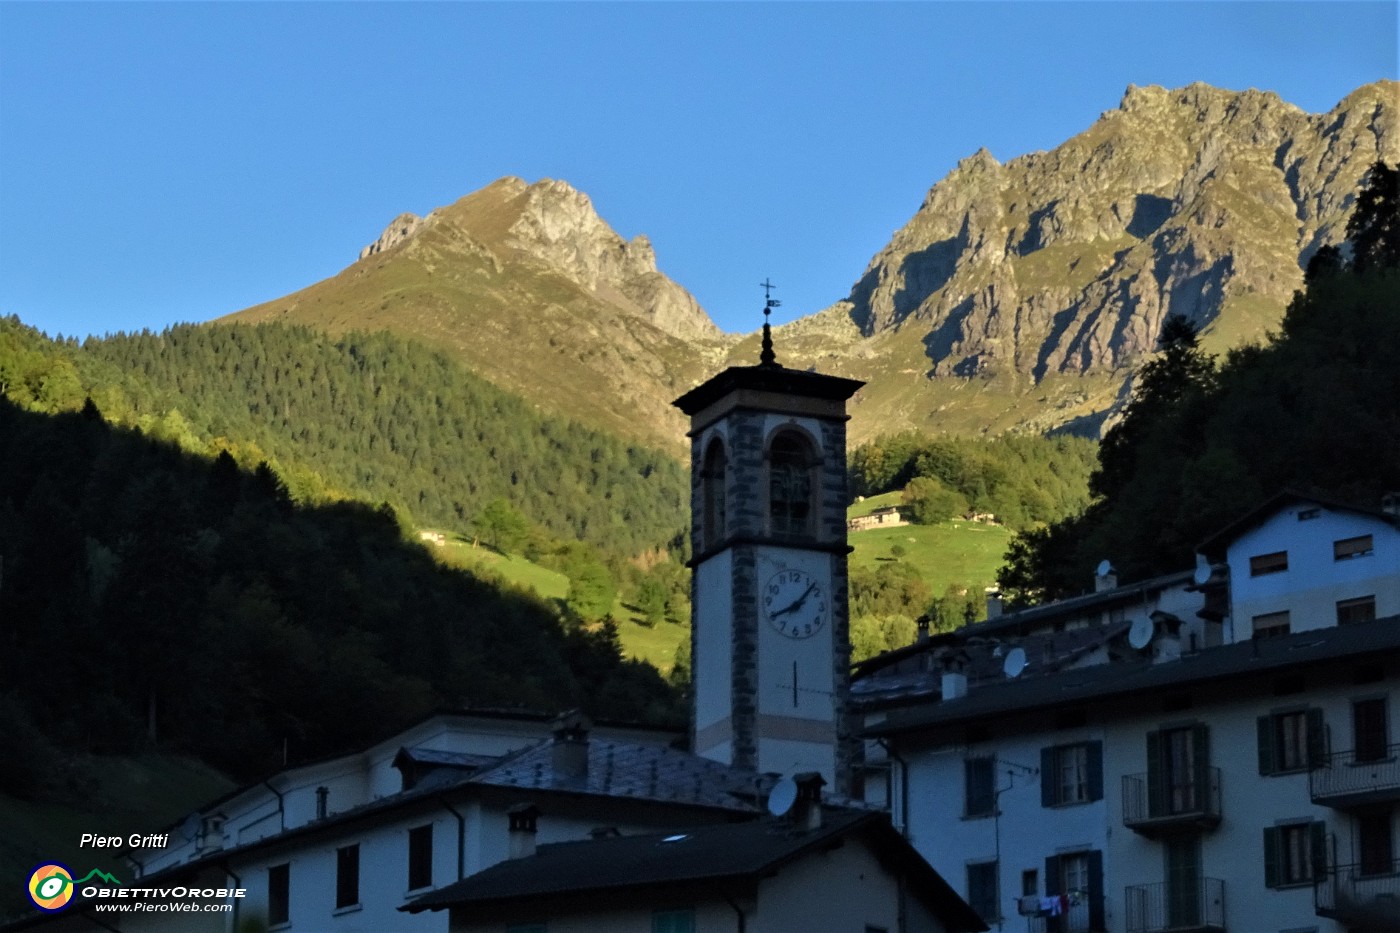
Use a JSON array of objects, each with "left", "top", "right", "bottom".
[{"left": 27, "top": 863, "right": 121, "bottom": 912}]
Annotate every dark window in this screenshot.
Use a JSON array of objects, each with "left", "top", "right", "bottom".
[
  {"left": 1252, "top": 611, "right": 1291, "bottom": 640},
  {"left": 335, "top": 844, "right": 359, "bottom": 909},
  {"left": 408, "top": 824, "right": 432, "bottom": 890},
  {"left": 1249, "top": 551, "right": 1288, "bottom": 576},
  {"left": 966, "top": 861, "right": 999, "bottom": 922},
  {"left": 1258, "top": 708, "right": 1325, "bottom": 774},
  {"left": 701, "top": 439, "right": 726, "bottom": 548},
  {"left": 1335, "top": 535, "right": 1374, "bottom": 560},
  {"left": 1263, "top": 822, "right": 1327, "bottom": 887},
  {"left": 315, "top": 786, "right": 328, "bottom": 820},
  {"left": 1298, "top": 508, "right": 1321, "bottom": 521},
  {"left": 1021, "top": 869, "right": 1038, "bottom": 897},
  {"left": 1040, "top": 742, "right": 1103, "bottom": 806},
  {"left": 1355, "top": 698, "right": 1390, "bottom": 763},
  {"left": 964, "top": 756, "right": 996, "bottom": 817},
  {"left": 1359, "top": 808, "right": 1394, "bottom": 877},
  {"left": 268, "top": 863, "right": 289, "bottom": 926},
  {"left": 652, "top": 909, "right": 695, "bottom": 933},
  {"left": 768, "top": 432, "right": 815, "bottom": 537},
  {"left": 1146, "top": 725, "right": 1209, "bottom": 817},
  {"left": 506, "top": 925, "right": 547, "bottom": 933},
  {"left": 1338, "top": 595, "right": 1378, "bottom": 626}
]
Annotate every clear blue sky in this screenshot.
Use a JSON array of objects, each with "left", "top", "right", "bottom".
[{"left": 1, "top": 2, "right": 1395, "bottom": 339}]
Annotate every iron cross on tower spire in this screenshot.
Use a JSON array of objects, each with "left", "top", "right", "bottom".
[{"left": 759, "top": 278, "right": 780, "bottom": 367}]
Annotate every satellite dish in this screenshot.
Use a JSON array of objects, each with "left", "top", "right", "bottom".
[
  {"left": 1193, "top": 554, "right": 1212, "bottom": 586},
  {"left": 767, "top": 777, "right": 798, "bottom": 817},
  {"left": 1002, "top": 646, "right": 1028, "bottom": 679},
  {"left": 1128, "top": 616, "right": 1155, "bottom": 650},
  {"left": 1096, "top": 559, "right": 1115, "bottom": 577}
]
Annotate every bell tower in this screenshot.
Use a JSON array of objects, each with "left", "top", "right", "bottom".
[{"left": 672, "top": 288, "right": 863, "bottom": 793}]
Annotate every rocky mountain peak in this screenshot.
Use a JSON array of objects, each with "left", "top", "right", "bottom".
[
  {"left": 354, "top": 177, "right": 720, "bottom": 342},
  {"left": 836, "top": 81, "right": 1395, "bottom": 385},
  {"left": 359, "top": 211, "right": 434, "bottom": 260},
  {"left": 504, "top": 178, "right": 721, "bottom": 340}
]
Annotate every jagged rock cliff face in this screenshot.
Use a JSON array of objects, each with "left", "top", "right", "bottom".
[
  {"left": 357, "top": 177, "right": 719, "bottom": 342},
  {"left": 834, "top": 81, "right": 1398, "bottom": 381}
]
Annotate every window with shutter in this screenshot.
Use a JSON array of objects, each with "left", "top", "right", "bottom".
[
  {"left": 1040, "top": 742, "right": 1102, "bottom": 806},
  {"left": 1354, "top": 698, "right": 1389, "bottom": 763},
  {"left": 335, "top": 844, "right": 359, "bottom": 909},
  {"left": 965, "top": 757, "right": 996, "bottom": 817},
  {"left": 1259, "top": 708, "right": 1324, "bottom": 774}
]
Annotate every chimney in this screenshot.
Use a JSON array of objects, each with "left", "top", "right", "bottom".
[
  {"left": 550, "top": 710, "right": 591, "bottom": 784},
  {"left": 1094, "top": 561, "right": 1117, "bottom": 593},
  {"left": 1383, "top": 492, "right": 1400, "bottom": 518},
  {"left": 507, "top": 804, "right": 540, "bottom": 860},
  {"left": 792, "top": 772, "right": 826, "bottom": 831},
  {"left": 940, "top": 650, "right": 969, "bottom": 701},
  {"left": 915, "top": 614, "right": 931, "bottom": 643},
  {"left": 986, "top": 590, "right": 1003, "bottom": 620}
]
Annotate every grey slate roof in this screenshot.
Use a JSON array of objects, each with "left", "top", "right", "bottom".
[
  {"left": 853, "top": 619, "right": 1133, "bottom": 710},
  {"left": 403, "top": 810, "right": 988, "bottom": 932},
  {"left": 864, "top": 614, "right": 1400, "bottom": 737},
  {"left": 469, "top": 737, "right": 772, "bottom": 811},
  {"left": 393, "top": 746, "right": 502, "bottom": 770}
]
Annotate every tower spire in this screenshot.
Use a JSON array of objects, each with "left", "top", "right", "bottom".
[{"left": 759, "top": 279, "right": 780, "bottom": 367}]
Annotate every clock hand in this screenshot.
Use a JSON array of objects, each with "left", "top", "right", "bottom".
[{"left": 770, "top": 583, "right": 816, "bottom": 619}]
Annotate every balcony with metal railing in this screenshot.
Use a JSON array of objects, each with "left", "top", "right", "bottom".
[
  {"left": 1124, "top": 878, "right": 1225, "bottom": 933},
  {"left": 1309, "top": 743, "right": 1400, "bottom": 808},
  {"left": 1122, "top": 768, "right": 1221, "bottom": 836},
  {"left": 1315, "top": 859, "right": 1400, "bottom": 930}
]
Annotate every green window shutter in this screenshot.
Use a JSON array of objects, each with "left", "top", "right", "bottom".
[
  {"left": 1086, "top": 741, "right": 1104, "bottom": 802},
  {"left": 1306, "top": 708, "right": 1326, "bottom": 767},
  {"left": 1263, "top": 826, "right": 1280, "bottom": 888},
  {"left": 1146, "top": 730, "right": 1164, "bottom": 817},
  {"left": 1041, "top": 746, "right": 1055, "bottom": 807},
  {"left": 1087, "top": 850, "right": 1105, "bottom": 932},
  {"left": 1310, "top": 822, "right": 1329, "bottom": 880},
  {"left": 1257, "top": 715, "right": 1276, "bottom": 775}
]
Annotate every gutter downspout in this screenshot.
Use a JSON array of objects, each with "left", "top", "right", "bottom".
[
  {"left": 877, "top": 738, "right": 910, "bottom": 838},
  {"left": 439, "top": 797, "right": 467, "bottom": 880},
  {"left": 262, "top": 779, "right": 285, "bottom": 831},
  {"left": 222, "top": 861, "right": 242, "bottom": 933},
  {"left": 725, "top": 896, "right": 747, "bottom": 933}
]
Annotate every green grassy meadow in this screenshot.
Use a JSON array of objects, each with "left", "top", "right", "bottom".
[
  {"left": 848, "top": 514, "right": 1012, "bottom": 596},
  {"left": 429, "top": 534, "right": 688, "bottom": 673}
]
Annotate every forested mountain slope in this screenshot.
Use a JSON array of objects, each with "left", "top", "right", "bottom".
[{"left": 2, "top": 319, "right": 689, "bottom": 559}]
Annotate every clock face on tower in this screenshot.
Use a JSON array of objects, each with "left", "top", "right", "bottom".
[{"left": 763, "top": 568, "right": 828, "bottom": 639}]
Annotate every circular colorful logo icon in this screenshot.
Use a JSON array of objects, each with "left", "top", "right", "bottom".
[{"left": 27, "top": 863, "right": 74, "bottom": 912}]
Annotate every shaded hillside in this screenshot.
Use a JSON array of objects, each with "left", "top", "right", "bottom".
[
  {"left": 0, "top": 399, "right": 681, "bottom": 794},
  {"left": 226, "top": 177, "right": 735, "bottom": 451}
]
